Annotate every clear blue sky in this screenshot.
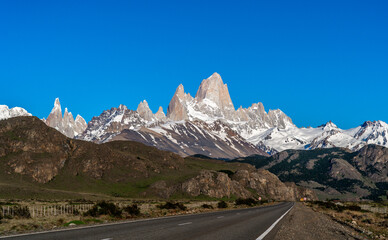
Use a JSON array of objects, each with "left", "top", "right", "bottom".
[{"left": 1, "top": 0, "right": 387, "bottom": 129}]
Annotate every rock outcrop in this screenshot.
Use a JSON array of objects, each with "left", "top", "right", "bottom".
[{"left": 181, "top": 169, "right": 317, "bottom": 201}]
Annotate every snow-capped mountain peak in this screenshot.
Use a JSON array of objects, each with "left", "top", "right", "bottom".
[{"left": 0, "top": 105, "right": 31, "bottom": 120}]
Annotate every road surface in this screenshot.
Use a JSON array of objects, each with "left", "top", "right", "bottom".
[{"left": 2, "top": 202, "right": 294, "bottom": 240}]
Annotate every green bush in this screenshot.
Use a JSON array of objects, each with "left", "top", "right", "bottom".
[
  {"left": 84, "top": 201, "right": 122, "bottom": 218},
  {"left": 157, "top": 202, "right": 187, "bottom": 211},
  {"left": 201, "top": 204, "right": 213, "bottom": 209},
  {"left": 124, "top": 204, "right": 141, "bottom": 216},
  {"left": 217, "top": 200, "right": 228, "bottom": 208},
  {"left": 235, "top": 198, "right": 257, "bottom": 206}
]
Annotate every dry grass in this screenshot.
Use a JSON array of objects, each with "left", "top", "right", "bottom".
[{"left": 306, "top": 201, "right": 388, "bottom": 239}]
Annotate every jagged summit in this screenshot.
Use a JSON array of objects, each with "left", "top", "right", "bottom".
[
  {"left": 167, "top": 84, "right": 191, "bottom": 121},
  {"left": 44, "top": 98, "right": 87, "bottom": 138},
  {"left": 195, "top": 72, "right": 234, "bottom": 111},
  {"left": 318, "top": 121, "right": 338, "bottom": 129},
  {"left": 137, "top": 100, "right": 154, "bottom": 121},
  {"left": 165, "top": 72, "right": 293, "bottom": 129},
  {"left": 155, "top": 106, "right": 166, "bottom": 121},
  {"left": 71, "top": 72, "right": 388, "bottom": 157}
]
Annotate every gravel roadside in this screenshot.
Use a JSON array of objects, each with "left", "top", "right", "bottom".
[{"left": 274, "top": 202, "right": 367, "bottom": 240}]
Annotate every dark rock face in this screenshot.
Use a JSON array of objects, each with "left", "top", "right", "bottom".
[
  {"left": 351, "top": 144, "right": 388, "bottom": 182},
  {"left": 233, "top": 147, "right": 388, "bottom": 201}
]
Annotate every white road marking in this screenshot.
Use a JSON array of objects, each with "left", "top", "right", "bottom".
[
  {"left": 256, "top": 203, "right": 294, "bottom": 240},
  {"left": 101, "top": 238, "right": 112, "bottom": 240},
  {"left": 178, "top": 222, "right": 192, "bottom": 226},
  {"left": 217, "top": 216, "right": 224, "bottom": 218}
]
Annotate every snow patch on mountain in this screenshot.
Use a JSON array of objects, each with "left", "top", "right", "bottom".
[{"left": 0, "top": 105, "right": 31, "bottom": 120}]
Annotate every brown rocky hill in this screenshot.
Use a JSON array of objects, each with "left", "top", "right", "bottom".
[
  {"left": 233, "top": 146, "right": 388, "bottom": 201},
  {"left": 0, "top": 116, "right": 315, "bottom": 201}
]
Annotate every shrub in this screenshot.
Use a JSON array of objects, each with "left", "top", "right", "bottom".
[
  {"left": 217, "top": 201, "right": 228, "bottom": 209},
  {"left": 235, "top": 198, "right": 257, "bottom": 206},
  {"left": 124, "top": 204, "right": 141, "bottom": 216},
  {"left": 157, "top": 202, "right": 187, "bottom": 211},
  {"left": 84, "top": 201, "right": 122, "bottom": 218},
  {"left": 13, "top": 206, "right": 31, "bottom": 218},
  {"left": 345, "top": 205, "right": 362, "bottom": 211},
  {"left": 201, "top": 204, "right": 213, "bottom": 209}
]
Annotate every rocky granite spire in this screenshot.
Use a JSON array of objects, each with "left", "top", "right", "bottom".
[
  {"left": 154, "top": 106, "right": 167, "bottom": 121},
  {"left": 167, "top": 84, "right": 190, "bottom": 121},
  {"left": 195, "top": 72, "right": 235, "bottom": 111},
  {"left": 75, "top": 115, "right": 87, "bottom": 135},
  {"left": 44, "top": 98, "right": 87, "bottom": 138},
  {"left": 45, "top": 98, "right": 63, "bottom": 130},
  {"left": 137, "top": 100, "right": 154, "bottom": 121}
]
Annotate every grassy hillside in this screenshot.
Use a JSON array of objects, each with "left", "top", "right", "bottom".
[{"left": 0, "top": 117, "right": 251, "bottom": 200}]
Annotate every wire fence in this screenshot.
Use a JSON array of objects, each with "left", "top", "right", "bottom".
[{"left": 1, "top": 204, "right": 94, "bottom": 218}]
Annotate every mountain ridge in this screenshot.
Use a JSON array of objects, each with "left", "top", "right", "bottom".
[{"left": 2, "top": 73, "right": 388, "bottom": 158}]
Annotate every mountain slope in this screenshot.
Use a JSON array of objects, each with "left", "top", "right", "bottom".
[
  {"left": 233, "top": 146, "right": 388, "bottom": 201},
  {"left": 112, "top": 120, "right": 268, "bottom": 159},
  {"left": 0, "top": 116, "right": 314, "bottom": 200}
]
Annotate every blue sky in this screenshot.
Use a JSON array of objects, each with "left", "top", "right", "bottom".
[{"left": 1, "top": 0, "right": 387, "bottom": 129}]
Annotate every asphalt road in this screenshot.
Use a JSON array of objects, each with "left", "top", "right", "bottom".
[{"left": 2, "top": 202, "right": 294, "bottom": 240}]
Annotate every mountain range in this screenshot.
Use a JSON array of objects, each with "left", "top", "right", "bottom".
[
  {"left": 0, "top": 116, "right": 316, "bottom": 201},
  {"left": 232, "top": 145, "right": 388, "bottom": 201},
  {"left": 1, "top": 72, "right": 388, "bottom": 159}
]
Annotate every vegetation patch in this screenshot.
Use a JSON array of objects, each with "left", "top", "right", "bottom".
[
  {"left": 201, "top": 203, "right": 213, "bottom": 209},
  {"left": 157, "top": 202, "right": 187, "bottom": 211},
  {"left": 235, "top": 198, "right": 258, "bottom": 206},
  {"left": 217, "top": 200, "right": 228, "bottom": 208},
  {"left": 123, "top": 204, "right": 141, "bottom": 216},
  {"left": 84, "top": 201, "right": 122, "bottom": 218}
]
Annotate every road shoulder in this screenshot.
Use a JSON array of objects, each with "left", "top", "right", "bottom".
[{"left": 273, "top": 202, "right": 365, "bottom": 240}]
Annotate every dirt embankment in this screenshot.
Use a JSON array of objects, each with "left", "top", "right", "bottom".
[{"left": 274, "top": 203, "right": 366, "bottom": 240}]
